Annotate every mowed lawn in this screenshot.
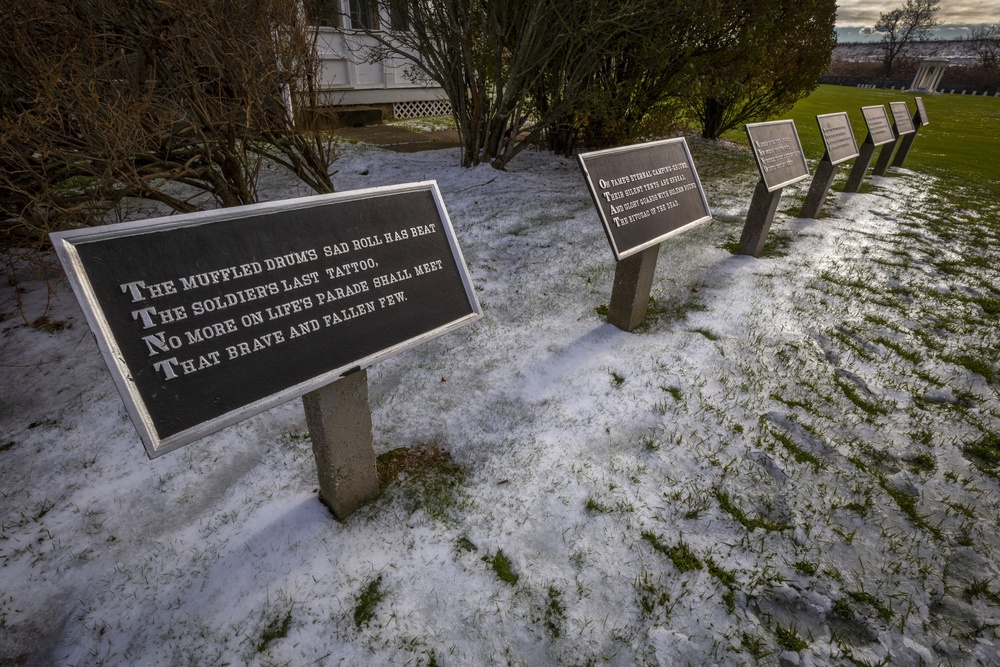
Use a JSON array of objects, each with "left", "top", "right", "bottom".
[{"left": 787, "top": 84, "right": 1000, "bottom": 198}]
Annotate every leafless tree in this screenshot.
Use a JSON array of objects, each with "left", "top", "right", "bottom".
[
  {"left": 967, "top": 23, "right": 1000, "bottom": 70},
  {"left": 1, "top": 0, "right": 335, "bottom": 253},
  {"left": 874, "top": 0, "right": 941, "bottom": 78}
]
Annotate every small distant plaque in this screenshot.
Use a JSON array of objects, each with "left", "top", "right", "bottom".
[
  {"left": 578, "top": 138, "right": 711, "bottom": 261},
  {"left": 51, "top": 182, "right": 482, "bottom": 457},
  {"left": 915, "top": 97, "right": 929, "bottom": 125},
  {"left": 745, "top": 120, "right": 810, "bottom": 192},
  {"left": 890, "top": 101, "right": 916, "bottom": 135},
  {"left": 816, "top": 112, "right": 860, "bottom": 165},
  {"left": 861, "top": 105, "right": 896, "bottom": 146}
]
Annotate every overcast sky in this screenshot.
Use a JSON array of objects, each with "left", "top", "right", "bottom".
[{"left": 836, "top": 0, "right": 998, "bottom": 27}]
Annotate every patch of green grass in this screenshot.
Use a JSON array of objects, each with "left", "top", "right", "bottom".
[
  {"left": 690, "top": 327, "right": 720, "bottom": 341},
  {"left": 488, "top": 550, "right": 519, "bottom": 586},
  {"left": 835, "top": 375, "right": 891, "bottom": 417},
  {"left": 722, "top": 231, "right": 794, "bottom": 258},
  {"left": 741, "top": 632, "right": 770, "bottom": 659},
  {"left": 543, "top": 587, "right": 566, "bottom": 638},
  {"left": 256, "top": 606, "right": 293, "bottom": 653},
  {"left": 842, "top": 500, "right": 871, "bottom": 517},
  {"left": 642, "top": 531, "right": 703, "bottom": 573},
  {"left": 947, "top": 501, "right": 976, "bottom": 519},
  {"left": 832, "top": 596, "right": 855, "bottom": 619},
  {"left": 706, "top": 558, "right": 738, "bottom": 613},
  {"left": 965, "top": 433, "right": 1000, "bottom": 480},
  {"left": 908, "top": 452, "right": 936, "bottom": 474},
  {"left": 585, "top": 495, "right": 633, "bottom": 514},
  {"left": 947, "top": 354, "right": 996, "bottom": 383},
  {"left": 769, "top": 392, "right": 818, "bottom": 414},
  {"left": 456, "top": 535, "right": 478, "bottom": 553},
  {"left": 773, "top": 623, "right": 809, "bottom": 652},
  {"left": 765, "top": 428, "right": 824, "bottom": 472},
  {"left": 848, "top": 590, "right": 894, "bottom": 623},
  {"left": 376, "top": 444, "right": 465, "bottom": 520},
  {"left": 714, "top": 489, "right": 792, "bottom": 532},
  {"left": 793, "top": 560, "right": 818, "bottom": 577},
  {"left": 610, "top": 371, "right": 625, "bottom": 386},
  {"left": 635, "top": 571, "right": 672, "bottom": 618},
  {"left": 964, "top": 579, "right": 1000, "bottom": 606},
  {"left": 662, "top": 385, "right": 683, "bottom": 401},
  {"left": 872, "top": 336, "right": 923, "bottom": 364},
  {"left": 353, "top": 576, "right": 384, "bottom": 629},
  {"left": 975, "top": 296, "right": 1000, "bottom": 317},
  {"left": 851, "top": 448, "right": 942, "bottom": 536},
  {"left": 637, "top": 295, "right": 708, "bottom": 330}
]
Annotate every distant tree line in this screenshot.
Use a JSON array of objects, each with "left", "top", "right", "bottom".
[
  {"left": 367, "top": 0, "right": 837, "bottom": 168},
  {"left": 827, "top": 0, "right": 1000, "bottom": 91}
]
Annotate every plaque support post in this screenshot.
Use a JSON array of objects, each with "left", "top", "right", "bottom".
[
  {"left": 871, "top": 135, "right": 899, "bottom": 177},
  {"left": 608, "top": 245, "right": 660, "bottom": 332},
  {"left": 303, "top": 369, "right": 379, "bottom": 520},
  {"left": 891, "top": 116, "right": 921, "bottom": 168},
  {"left": 843, "top": 137, "right": 876, "bottom": 193},
  {"left": 800, "top": 152, "right": 838, "bottom": 219},
  {"left": 737, "top": 179, "right": 782, "bottom": 257}
]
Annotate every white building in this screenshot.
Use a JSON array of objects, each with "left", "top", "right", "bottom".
[{"left": 306, "top": 0, "right": 450, "bottom": 120}]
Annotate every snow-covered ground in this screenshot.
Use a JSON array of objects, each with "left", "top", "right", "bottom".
[{"left": 2, "top": 137, "right": 999, "bottom": 666}]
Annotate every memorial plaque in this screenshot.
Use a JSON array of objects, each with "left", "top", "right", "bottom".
[
  {"left": 861, "top": 105, "right": 896, "bottom": 146},
  {"left": 801, "top": 112, "right": 859, "bottom": 219},
  {"left": 915, "top": 97, "right": 929, "bottom": 125},
  {"left": 816, "top": 112, "right": 860, "bottom": 165},
  {"left": 745, "top": 120, "right": 810, "bottom": 192},
  {"left": 889, "top": 101, "right": 916, "bottom": 135},
  {"left": 51, "top": 182, "right": 482, "bottom": 457},
  {"left": 578, "top": 137, "right": 711, "bottom": 261}
]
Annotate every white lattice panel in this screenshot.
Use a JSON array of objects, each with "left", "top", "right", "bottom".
[{"left": 393, "top": 99, "right": 452, "bottom": 119}]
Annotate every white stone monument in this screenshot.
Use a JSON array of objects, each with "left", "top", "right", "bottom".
[{"left": 909, "top": 57, "right": 949, "bottom": 94}]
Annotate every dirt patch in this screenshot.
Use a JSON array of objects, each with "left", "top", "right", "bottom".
[{"left": 337, "top": 125, "right": 461, "bottom": 153}]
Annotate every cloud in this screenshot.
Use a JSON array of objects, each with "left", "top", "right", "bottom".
[{"left": 837, "top": 0, "right": 998, "bottom": 28}]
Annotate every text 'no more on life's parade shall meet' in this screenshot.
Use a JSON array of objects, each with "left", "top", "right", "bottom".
[{"left": 52, "top": 183, "right": 481, "bottom": 456}]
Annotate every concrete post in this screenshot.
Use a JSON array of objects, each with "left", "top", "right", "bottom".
[
  {"left": 737, "top": 180, "right": 783, "bottom": 257},
  {"left": 871, "top": 136, "right": 898, "bottom": 177},
  {"left": 800, "top": 154, "right": 838, "bottom": 219},
  {"left": 303, "top": 369, "right": 379, "bottom": 520},
  {"left": 892, "top": 125, "right": 920, "bottom": 168},
  {"left": 608, "top": 245, "right": 660, "bottom": 332},
  {"left": 844, "top": 138, "right": 876, "bottom": 193}
]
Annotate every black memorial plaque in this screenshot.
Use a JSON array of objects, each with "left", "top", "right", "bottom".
[
  {"left": 52, "top": 183, "right": 482, "bottom": 457},
  {"left": 817, "top": 112, "right": 860, "bottom": 165},
  {"left": 890, "top": 101, "right": 916, "bottom": 135},
  {"left": 745, "top": 120, "right": 810, "bottom": 192},
  {"left": 915, "top": 97, "right": 929, "bottom": 125},
  {"left": 578, "top": 138, "right": 711, "bottom": 261},
  {"left": 861, "top": 105, "right": 896, "bottom": 145}
]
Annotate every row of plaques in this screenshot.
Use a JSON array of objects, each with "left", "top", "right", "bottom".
[
  {"left": 742, "top": 97, "right": 928, "bottom": 195},
  {"left": 52, "top": 99, "right": 928, "bottom": 458}
]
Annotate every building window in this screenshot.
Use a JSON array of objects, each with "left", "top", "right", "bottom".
[
  {"left": 388, "top": 3, "right": 409, "bottom": 31},
  {"left": 307, "top": 0, "right": 340, "bottom": 27},
  {"left": 349, "top": 0, "right": 379, "bottom": 30}
]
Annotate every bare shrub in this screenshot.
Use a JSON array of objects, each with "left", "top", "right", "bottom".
[{"left": 1, "top": 0, "right": 334, "bottom": 253}]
